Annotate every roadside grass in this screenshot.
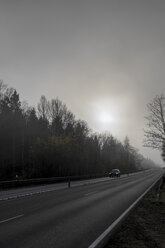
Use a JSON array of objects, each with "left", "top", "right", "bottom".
[{"left": 105, "top": 175, "right": 165, "bottom": 248}]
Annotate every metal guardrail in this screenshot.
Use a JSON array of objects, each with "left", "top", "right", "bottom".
[
  {"left": 0, "top": 169, "right": 149, "bottom": 190},
  {"left": 0, "top": 173, "right": 107, "bottom": 189}
]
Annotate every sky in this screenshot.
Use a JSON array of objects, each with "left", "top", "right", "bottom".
[{"left": 0, "top": 0, "right": 165, "bottom": 166}]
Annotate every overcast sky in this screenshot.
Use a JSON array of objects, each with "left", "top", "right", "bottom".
[{"left": 1, "top": 0, "right": 165, "bottom": 166}]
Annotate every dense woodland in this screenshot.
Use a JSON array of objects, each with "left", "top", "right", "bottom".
[{"left": 0, "top": 81, "right": 157, "bottom": 181}]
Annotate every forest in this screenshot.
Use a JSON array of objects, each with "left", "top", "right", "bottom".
[{"left": 0, "top": 81, "right": 157, "bottom": 181}]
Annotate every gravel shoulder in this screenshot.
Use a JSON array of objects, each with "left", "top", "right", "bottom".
[{"left": 105, "top": 173, "right": 165, "bottom": 248}]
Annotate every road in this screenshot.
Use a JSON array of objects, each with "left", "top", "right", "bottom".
[{"left": 0, "top": 169, "right": 163, "bottom": 248}]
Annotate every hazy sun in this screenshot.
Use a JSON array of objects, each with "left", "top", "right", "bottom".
[
  {"left": 99, "top": 112, "right": 115, "bottom": 124},
  {"left": 91, "top": 100, "right": 120, "bottom": 132}
]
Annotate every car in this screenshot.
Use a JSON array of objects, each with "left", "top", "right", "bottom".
[{"left": 109, "top": 169, "right": 121, "bottom": 178}]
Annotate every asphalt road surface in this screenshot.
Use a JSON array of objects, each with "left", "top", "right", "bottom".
[{"left": 0, "top": 169, "right": 163, "bottom": 248}]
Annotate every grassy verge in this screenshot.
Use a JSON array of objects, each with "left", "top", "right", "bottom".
[{"left": 105, "top": 175, "right": 165, "bottom": 248}]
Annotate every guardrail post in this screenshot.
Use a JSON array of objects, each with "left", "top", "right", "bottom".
[{"left": 68, "top": 177, "right": 71, "bottom": 188}]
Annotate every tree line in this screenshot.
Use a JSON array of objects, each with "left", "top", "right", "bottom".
[{"left": 0, "top": 81, "right": 157, "bottom": 181}]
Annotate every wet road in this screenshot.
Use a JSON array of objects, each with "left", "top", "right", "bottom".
[{"left": 0, "top": 169, "right": 163, "bottom": 248}]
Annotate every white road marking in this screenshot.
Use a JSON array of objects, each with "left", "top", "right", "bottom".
[
  {"left": 0, "top": 214, "right": 24, "bottom": 224},
  {"left": 84, "top": 191, "right": 98, "bottom": 196}
]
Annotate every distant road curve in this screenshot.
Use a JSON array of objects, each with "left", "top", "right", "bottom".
[{"left": 0, "top": 169, "right": 163, "bottom": 248}]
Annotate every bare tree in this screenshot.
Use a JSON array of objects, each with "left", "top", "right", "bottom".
[
  {"left": 37, "top": 95, "right": 49, "bottom": 120},
  {"left": 144, "top": 95, "right": 165, "bottom": 150}
]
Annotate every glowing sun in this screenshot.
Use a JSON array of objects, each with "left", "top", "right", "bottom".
[{"left": 99, "top": 112, "right": 115, "bottom": 124}]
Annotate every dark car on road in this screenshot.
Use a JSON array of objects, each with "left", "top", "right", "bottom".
[{"left": 109, "top": 169, "right": 121, "bottom": 178}]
